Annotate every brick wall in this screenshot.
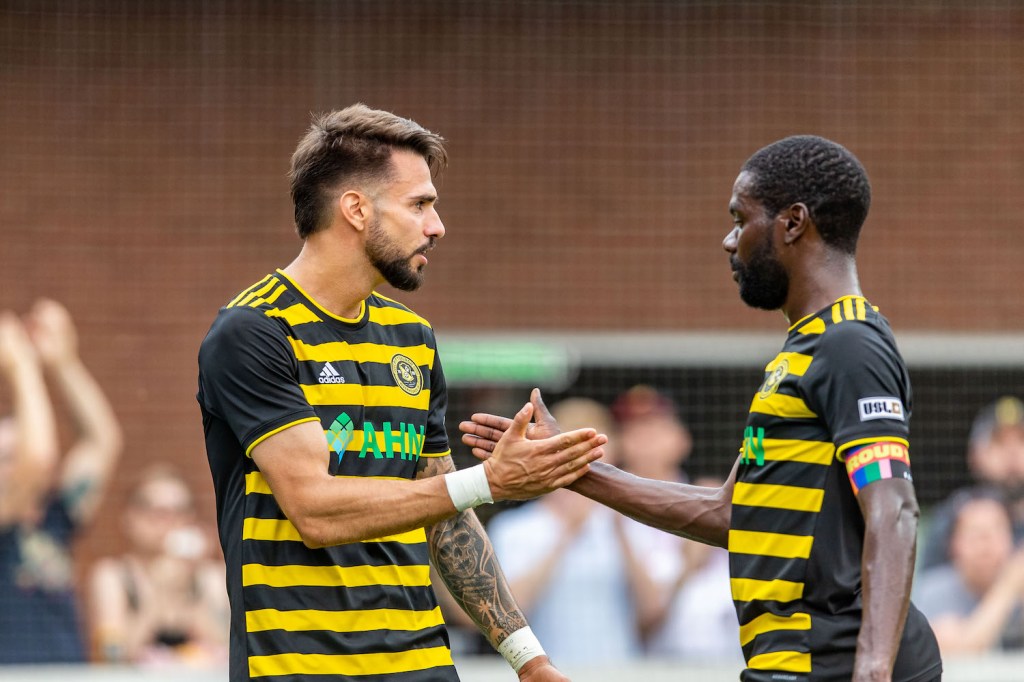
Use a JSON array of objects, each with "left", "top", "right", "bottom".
[{"left": 0, "top": 0, "right": 1020, "bottom": 570}]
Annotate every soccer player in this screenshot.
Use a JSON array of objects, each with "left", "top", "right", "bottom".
[
  {"left": 462, "top": 136, "right": 942, "bottom": 681},
  {"left": 197, "top": 104, "right": 606, "bottom": 682}
]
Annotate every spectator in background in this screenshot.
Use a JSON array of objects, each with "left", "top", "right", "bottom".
[
  {"left": 611, "top": 384, "right": 692, "bottom": 484},
  {"left": 0, "top": 300, "right": 123, "bottom": 663},
  {"left": 920, "top": 396, "right": 1024, "bottom": 572},
  {"left": 611, "top": 386, "right": 740, "bottom": 661},
  {"left": 486, "top": 397, "right": 645, "bottom": 664},
  {"left": 89, "top": 466, "right": 228, "bottom": 667},
  {"left": 914, "top": 488, "right": 1024, "bottom": 654}
]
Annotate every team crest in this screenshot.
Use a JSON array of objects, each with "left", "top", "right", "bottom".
[
  {"left": 391, "top": 354, "right": 423, "bottom": 396},
  {"left": 758, "top": 359, "right": 789, "bottom": 399}
]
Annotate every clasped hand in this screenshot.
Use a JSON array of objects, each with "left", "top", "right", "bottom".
[{"left": 479, "top": 391, "right": 601, "bottom": 501}]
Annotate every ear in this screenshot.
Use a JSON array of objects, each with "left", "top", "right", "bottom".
[
  {"left": 779, "top": 203, "right": 811, "bottom": 246},
  {"left": 338, "top": 190, "right": 373, "bottom": 232}
]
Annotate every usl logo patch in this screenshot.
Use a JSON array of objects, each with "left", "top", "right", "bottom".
[{"left": 857, "top": 397, "right": 905, "bottom": 422}]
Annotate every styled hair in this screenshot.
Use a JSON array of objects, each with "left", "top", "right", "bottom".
[
  {"left": 289, "top": 104, "right": 448, "bottom": 239},
  {"left": 741, "top": 135, "right": 871, "bottom": 255}
]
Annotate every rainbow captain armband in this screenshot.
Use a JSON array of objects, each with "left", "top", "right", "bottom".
[{"left": 844, "top": 441, "right": 912, "bottom": 495}]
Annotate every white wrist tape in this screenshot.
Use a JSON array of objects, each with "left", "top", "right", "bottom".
[
  {"left": 497, "top": 626, "right": 546, "bottom": 672},
  {"left": 445, "top": 465, "right": 493, "bottom": 512}
]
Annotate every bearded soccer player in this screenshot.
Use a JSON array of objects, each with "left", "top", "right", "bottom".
[
  {"left": 462, "top": 136, "right": 942, "bottom": 681},
  {"left": 197, "top": 104, "right": 606, "bottom": 682}
]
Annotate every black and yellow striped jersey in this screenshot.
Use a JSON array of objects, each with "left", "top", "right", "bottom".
[
  {"left": 197, "top": 270, "right": 458, "bottom": 682},
  {"left": 729, "top": 296, "right": 941, "bottom": 682}
]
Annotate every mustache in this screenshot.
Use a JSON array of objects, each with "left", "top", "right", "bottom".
[{"left": 415, "top": 237, "right": 437, "bottom": 256}]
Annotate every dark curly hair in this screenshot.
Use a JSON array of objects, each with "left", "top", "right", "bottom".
[
  {"left": 742, "top": 136, "right": 871, "bottom": 255},
  {"left": 289, "top": 104, "right": 448, "bottom": 239}
]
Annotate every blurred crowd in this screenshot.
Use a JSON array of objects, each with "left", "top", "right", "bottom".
[
  {"left": 1, "top": 303, "right": 1023, "bottom": 668},
  {"left": 0, "top": 301, "right": 227, "bottom": 669},
  {"left": 913, "top": 396, "right": 1024, "bottom": 655}
]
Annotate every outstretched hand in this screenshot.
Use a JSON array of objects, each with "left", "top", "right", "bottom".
[
  {"left": 461, "top": 388, "right": 563, "bottom": 461},
  {"left": 481, "top": 392, "right": 602, "bottom": 501}
]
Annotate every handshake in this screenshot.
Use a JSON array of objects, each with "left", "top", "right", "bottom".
[{"left": 444, "top": 388, "right": 606, "bottom": 510}]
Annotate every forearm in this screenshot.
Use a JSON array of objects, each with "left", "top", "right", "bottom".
[
  {"left": 941, "top": 570, "right": 1023, "bottom": 653},
  {"left": 428, "top": 508, "right": 528, "bottom": 648},
  {"left": 2, "top": 361, "right": 59, "bottom": 520},
  {"left": 569, "top": 462, "right": 732, "bottom": 547},
  {"left": 283, "top": 474, "right": 459, "bottom": 547},
  {"left": 855, "top": 489, "right": 918, "bottom": 680},
  {"left": 47, "top": 357, "right": 121, "bottom": 451}
]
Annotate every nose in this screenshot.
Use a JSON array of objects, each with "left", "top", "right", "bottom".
[
  {"left": 723, "top": 226, "right": 739, "bottom": 254},
  {"left": 426, "top": 208, "right": 445, "bottom": 240}
]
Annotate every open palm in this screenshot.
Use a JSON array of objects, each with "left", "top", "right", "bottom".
[{"left": 460, "top": 389, "right": 562, "bottom": 461}]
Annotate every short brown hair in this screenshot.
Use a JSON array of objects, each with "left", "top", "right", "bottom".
[{"left": 288, "top": 104, "right": 448, "bottom": 239}]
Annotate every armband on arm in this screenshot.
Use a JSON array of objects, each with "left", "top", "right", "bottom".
[
  {"left": 496, "top": 626, "right": 546, "bottom": 672},
  {"left": 844, "top": 441, "right": 912, "bottom": 495}
]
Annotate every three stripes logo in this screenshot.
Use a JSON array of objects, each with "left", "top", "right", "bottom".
[{"left": 318, "top": 362, "right": 345, "bottom": 384}]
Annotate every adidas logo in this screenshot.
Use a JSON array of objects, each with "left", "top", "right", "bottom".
[{"left": 318, "top": 362, "right": 345, "bottom": 384}]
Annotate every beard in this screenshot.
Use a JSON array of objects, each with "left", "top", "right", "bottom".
[
  {"left": 732, "top": 230, "right": 789, "bottom": 311},
  {"left": 365, "top": 217, "right": 432, "bottom": 292}
]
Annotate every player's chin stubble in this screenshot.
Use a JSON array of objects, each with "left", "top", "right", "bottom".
[
  {"left": 365, "top": 222, "right": 427, "bottom": 292},
  {"left": 735, "top": 236, "right": 789, "bottom": 311}
]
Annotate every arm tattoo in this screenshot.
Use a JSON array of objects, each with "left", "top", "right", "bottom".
[{"left": 419, "top": 456, "right": 528, "bottom": 646}]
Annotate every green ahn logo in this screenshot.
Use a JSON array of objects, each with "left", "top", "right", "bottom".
[
  {"left": 742, "top": 426, "right": 766, "bottom": 466},
  {"left": 326, "top": 412, "right": 426, "bottom": 464},
  {"left": 327, "top": 413, "right": 354, "bottom": 465}
]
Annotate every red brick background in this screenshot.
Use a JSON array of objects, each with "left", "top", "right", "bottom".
[{"left": 1, "top": 1, "right": 1021, "bottom": 569}]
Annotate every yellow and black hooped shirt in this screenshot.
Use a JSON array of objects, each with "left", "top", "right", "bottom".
[
  {"left": 730, "top": 296, "right": 941, "bottom": 682},
  {"left": 197, "top": 270, "right": 458, "bottom": 682}
]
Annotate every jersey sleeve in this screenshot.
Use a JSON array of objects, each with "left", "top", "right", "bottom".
[
  {"left": 197, "top": 307, "right": 318, "bottom": 456},
  {"left": 800, "top": 321, "right": 912, "bottom": 461},
  {"left": 421, "top": 343, "right": 451, "bottom": 457}
]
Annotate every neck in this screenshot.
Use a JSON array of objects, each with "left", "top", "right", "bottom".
[
  {"left": 282, "top": 236, "right": 381, "bottom": 319},
  {"left": 781, "top": 250, "right": 861, "bottom": 324}
]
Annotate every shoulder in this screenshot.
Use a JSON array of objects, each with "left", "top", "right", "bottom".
[
  {"left": 200, "top": 305, "right": 289, "bottom": 361},
  {"left": 813, "top": 300, "right": 900, "bottom": 365},
  {"left": 208, "top": 302, "right": 285, "bottom": 334},
  {"left": 369, "top": 292, "right": 435, "bottom": 333},
  {"left": 210, "top": 272, "right": 314, "bottom": 334}
]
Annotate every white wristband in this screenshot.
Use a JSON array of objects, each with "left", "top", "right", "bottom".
[
  {"left": 445, "top": 465, "right": 493, "bottom": 512},
  {"left": 497, "top": 626, "right": 546, "bottom": 672}
]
